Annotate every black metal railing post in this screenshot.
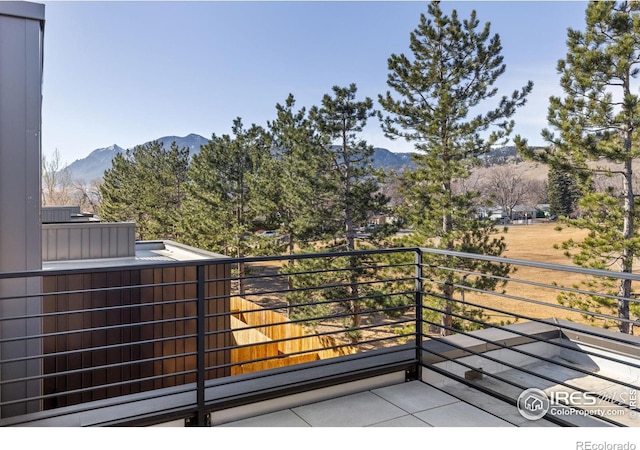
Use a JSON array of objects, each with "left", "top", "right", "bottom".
[
  {"left": 414, "top": 248, "right": 423, "bottom": 379},
  {"left": 196, "top": 263, "right": 207, "bottom": 426}
]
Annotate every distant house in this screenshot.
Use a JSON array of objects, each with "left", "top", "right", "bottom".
[
  {"left": 477, "top": 206, "right": 504, "bottom": 222},
  {"left": 536, "top": 204, "right": 551, "bottom": 217},
  {"left": 367, "top": 214, "right": 399, "bottom": 226},
  {"left": 477, "top": 204, "right": 548, "bottom": 223},
  {"left": 511, "top": 205, "right": 538, "bottom": 221}
]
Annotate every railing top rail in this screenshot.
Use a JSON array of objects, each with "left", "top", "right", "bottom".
[
  {"left": 3, "top": 244, "right": 638, "bottom": 281},
  {"left": 0, "top": 247, "right": 419, "bottom": 280},
  {"left": 418, "top": 246, "right": 640, "bottom": 282}
]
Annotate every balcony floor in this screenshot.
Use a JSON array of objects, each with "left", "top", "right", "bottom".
[{"left": 213, "top": 380, "right": 559, "bottom": 427}]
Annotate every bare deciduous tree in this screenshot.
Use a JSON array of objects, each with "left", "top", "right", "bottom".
[
  {"left": 73, "top": 178, "right": 102, "bottom": 214},
  {"left": 480, "top": 164, "right": 533, "bottom": 219},
  {"left": 42, "top": 149, "right": 73, "bottom": 206}
]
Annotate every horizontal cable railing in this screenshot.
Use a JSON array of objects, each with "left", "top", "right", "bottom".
[
  {"left": 0, "top": 246, "right": 639, "bottom": 426},
  {"left": 0, "top": 248, "right": 417, "bottom": 425}
]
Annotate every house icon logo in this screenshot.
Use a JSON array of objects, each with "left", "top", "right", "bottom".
[{"left": 517, "top": 388, "right": 550, "bottom": 420}]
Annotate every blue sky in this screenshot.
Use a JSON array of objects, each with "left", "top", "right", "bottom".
[{"left": 41, "top": 1, "right": 588, "bottom": 165}]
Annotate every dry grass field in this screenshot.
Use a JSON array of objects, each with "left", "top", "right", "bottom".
[
  {"left": 500, "top": 222, "right": 589, "bottom": 264},
  {"left": 470, "top": 222, "right": 637, "bottom": 334},
  {"left": 471, "top": 222, "right": 590, "bottom": 323}
]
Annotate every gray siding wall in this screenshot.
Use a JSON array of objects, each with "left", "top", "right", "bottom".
[
  {"left": 42, "top": 223, "right": 137, "bottom": 261},
  {"left": 0, "top": 2, "right": 46, "bottom": 418},
  {"left": 0, "top": 3, "right": 44, "bottom": 271},
  {"left": 42, "top": 206, "right": 82, "bottom": 223}
]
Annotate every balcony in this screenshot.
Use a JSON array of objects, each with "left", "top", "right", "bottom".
[{"left": 0, "top": 247, "right": 638, "bottom": 430}]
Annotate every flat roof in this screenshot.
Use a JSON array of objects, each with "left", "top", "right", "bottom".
[{"left": 42, "top": 240, "right": 228, "bottom": 271}]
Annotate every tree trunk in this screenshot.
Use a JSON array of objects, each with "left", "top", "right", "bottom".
[
  {"left": 440, "top": 178, "right": 455, "bottom": 337},
  {"left": 238, "top": 260, "right": 245, "bottom": 296},
  {"left": 349, "top": 255, "right": 361, "bottom": 343},
  {"left": 440, "top": 277, "right": 454, "bottom": 336},
  {"left": 235, "top": 199, "right": 245, "bottom": 296},
  {"left": 618, "top": 158, "right": 634, "bottom": 334},
  {"left": 288, "top": 236, "right": 295, "bottom": 291},
  {"left": 287, "top": 233, "right": 294, "bottom": 319}
]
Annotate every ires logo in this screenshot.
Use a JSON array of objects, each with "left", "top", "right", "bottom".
[
  {"left": 517, "top": 388, "right": 550, "bottom": 420},
  {"left": 517, "top": 388, "right": 637, "bottom": 421}
]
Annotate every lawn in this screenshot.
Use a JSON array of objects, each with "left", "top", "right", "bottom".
[{"left": 466, "top": 222, "right": 633, "bottom": 332}]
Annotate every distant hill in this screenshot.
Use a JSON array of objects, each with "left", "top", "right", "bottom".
[
  {"left": 65, "top": 144, "right": 126, "bottom": 183},
  {"left": 65, "top": 134, "right": 209, "bottom": 182},
  {"left": 64, "top": 135, "right": 418, "bottom": 182},
  {"left": 64, "top": 135, "right": 530, "bottom": 182},
  {"left": 481, "top": 145, "right": 522, "bottom": 165},
  {"left": 372, "top": 148, "right": 415, "bottom": 172}
]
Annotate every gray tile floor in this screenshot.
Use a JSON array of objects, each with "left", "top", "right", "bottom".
[{"left": 216, "top": 380, "right": 522, "bottom": 427}]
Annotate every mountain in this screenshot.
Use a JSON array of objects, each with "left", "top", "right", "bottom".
[
  {"left": 64, "top": 134, "right": 417, "bottom": 182},
  {"left": 65, "top": 144, "right": 126, "bottom": 183},
  {"left": 372, "top": 148, "right": 415, "bottom": 172},
  {"left": 153, "top": 133, "right": 209, "bottom": 155},
  {"left": 65, "top": 134, "right": 209, "bottom": 182},
  {"left": 64, "top": 133, "right": 527, "bottom": 183}
]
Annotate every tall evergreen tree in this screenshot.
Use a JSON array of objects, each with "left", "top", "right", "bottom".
[
  {"left": 310, "top": 84, "right": 388, "bottom": 252},
  {"left": 299, "top": 84, "right": 392, "bottom": 338},
  {"left": 516, "top": 1, "right": 640, "bottom": 333},
  {"left": 251, "top": 94, "right": 331, "bottom": 255},
  {"left": 283, "top": 85, "right": 397, "bottom": 342},
  {"left": 379, "top": 2, "right": 532, "bottom": 335},
  {"left": 547, "top": 166, "right": 582, "bottom": 218},
  {"left": 99, "top": 141, "right": 189, "bottom": 240},
  {"left": 99, "top": 152, "right": 134, "bottom": 222},
  {"left": 183, "top": 118, "right": 271, "bottom": 294}
]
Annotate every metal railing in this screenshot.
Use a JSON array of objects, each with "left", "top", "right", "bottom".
[
  {"left": 0, "top": 247, "right": 639, "bottom": 426},
  {"left": 417, "top": 247, "right": 640, "bottom": 427}
]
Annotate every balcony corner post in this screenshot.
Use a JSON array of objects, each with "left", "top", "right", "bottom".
[
  {"left": 414, "top": 248, "right": 424, "bottom": 380},
  {"left": 196, "top": 263, "right": 207, "bottom": 426}
]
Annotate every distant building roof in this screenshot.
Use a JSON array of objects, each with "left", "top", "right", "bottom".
[
  {"left": 41, "top": 205, "right": 227, "bottom": 269},
  {"left": 42, "top": 206, "right": 100, "bottom": 224},
  {"left": 43, "top": 240, "right": 227, "bottom": 271}
]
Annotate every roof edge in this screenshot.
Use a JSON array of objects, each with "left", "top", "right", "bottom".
[{"left": 0, "top": 1, "right": 45, "bottom": 22}]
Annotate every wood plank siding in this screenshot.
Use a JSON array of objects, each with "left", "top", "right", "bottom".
[{"left": 42, "top": 263, "right": 231, "bottom": 409}]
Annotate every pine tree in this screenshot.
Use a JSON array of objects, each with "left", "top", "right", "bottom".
[
  {"left": 516, "top": 1, "right": 640, "bottom": 334},
  {"left": 251, "top": 94, "right": 331, "bottom": 255},
  {"left": 379, "top": 2, "right": 532, "bottom": 335},
  {"left": 315, "top": 84, "right": 390, "bottom": 337},
  {"left": 547, "top": 166, "right": 582, "bottom": 218},
  {"left": 99, "top": 141, "right": 189, "bottom": 240},
  {"left": 310, "top": 84, "right": 388, "bottom": 252},
  {"left": 283, "top": 85, "right": 398, "bottom": 342},
  {"left": 183, "top": 118, "right": 271, "bottom": 294}
]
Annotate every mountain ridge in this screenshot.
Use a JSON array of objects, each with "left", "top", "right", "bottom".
[
  {"left": 64, "top": 134, "right": 419, "bottom": 182},
  {"left": 64, "top": 133, "right": 525, "bottom": 182}
]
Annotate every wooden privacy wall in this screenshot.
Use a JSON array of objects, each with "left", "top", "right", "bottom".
[
  {"left": 230, "top": 296, "right": 356, "bottom": 375},
  {"left": 42, "top": 263, "right": 231, "bottom": 410}
]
